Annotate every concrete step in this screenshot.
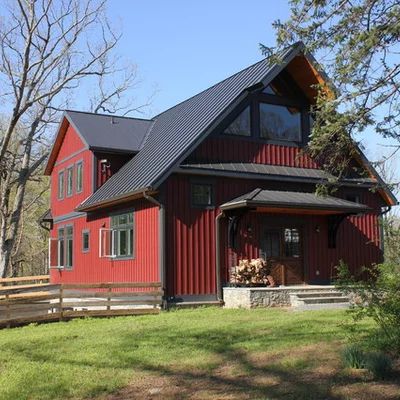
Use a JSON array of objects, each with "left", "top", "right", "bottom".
[
  {"left": 300, "top": 296, "right": 349, "bottom": 305},
  {"left": 293, "top": 291, "right": 344, "bottom": 299},
  {"left": 293, "top": 302, "right": 350, "bottom": 311}
]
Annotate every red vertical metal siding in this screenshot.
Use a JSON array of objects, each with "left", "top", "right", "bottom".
[
  {"left": 188, "top": 137, "right": 318, "bottom": 168},
  {"left": 50, "top": 124, "right": 93, "bottom": 218},
  {"left": 165, "top": 174, "right": 383, "bottom": 297},
  {"left": 50, "top": 199, "right": 159, "bottom": 284}
]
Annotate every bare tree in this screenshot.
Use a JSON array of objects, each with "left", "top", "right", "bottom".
[{"left": 0, "top": 0, "right": 145, "bottom": 277}]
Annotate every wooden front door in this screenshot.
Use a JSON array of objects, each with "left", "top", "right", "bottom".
[{"left": 261, "top": 227, "right": 303, "bottom": 285}]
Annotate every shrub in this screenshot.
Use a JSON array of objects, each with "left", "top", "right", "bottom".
[
  {"left": 365, "top": 351, "right": 393, "bottom": 380},
  {"left": 342, "top": 344, "right": 366, "bottom": 369},
  {"left": 335, "top": 261, "right": 400, "bottom": 352}
]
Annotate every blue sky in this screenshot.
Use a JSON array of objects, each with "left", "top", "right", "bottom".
[{"left": 105, "top": 0, "right": 398, "bottom": 168}]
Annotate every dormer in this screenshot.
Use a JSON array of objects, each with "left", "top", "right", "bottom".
[{"left": 44, "top": 111, "right": 154, "bottom": 217}]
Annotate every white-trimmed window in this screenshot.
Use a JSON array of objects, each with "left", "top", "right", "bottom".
[
  {"left": 76, "top": 161, "right": 83, "bottom": 193},
  {"left": 49, "top": 225, "right": 73, "bottom": 269},
  {"left": 58, "top": 171, "right": 65, "bottom": 199},
  {"left": 99, "top": 212, "right": 134, "bottom": 258},
  {"left": 66, "top": 166, "right": 74, "bottom": 197}
]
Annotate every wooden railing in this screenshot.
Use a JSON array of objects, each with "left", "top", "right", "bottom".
[
  {"left": 0, "top": 274, "right": 50, "bottom": 287},
  {"left": 0, "top": 280, "right": 163, "bottom": 328}
]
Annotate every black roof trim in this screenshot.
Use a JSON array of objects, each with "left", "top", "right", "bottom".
[{"left": 220, "top": 189, "right": 371, "bottom": 213}]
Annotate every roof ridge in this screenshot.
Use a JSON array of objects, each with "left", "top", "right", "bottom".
[{"left": 65, "top": 109, "right": 154, "bottom": 122}]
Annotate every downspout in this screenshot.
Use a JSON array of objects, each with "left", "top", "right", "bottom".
[
  {"left": 215, "top": 211, "right": 225, "bottom": 302},
  {"left": 143, "top": 191, "right": 166, "bottom": 307},
  {"left": 379, "top": 206, "right": 392, "bottom": 255}
]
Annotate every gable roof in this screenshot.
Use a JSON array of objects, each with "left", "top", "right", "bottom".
[
  {"left": 67, "top": 42, "right": 396, "bottom": 211},
  {"left": 77, "top": 42, "right": 314, "bottom": 210},
  {"left": 44, "top": 111, "right": 154, "bottom": 175}
]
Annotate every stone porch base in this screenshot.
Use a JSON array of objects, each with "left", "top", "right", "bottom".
[{"left": 223, "top": 285, "right": 339, "bottom": 308}]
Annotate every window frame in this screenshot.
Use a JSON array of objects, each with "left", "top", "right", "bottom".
[
  {"left": 66, "top": 165, "right": 74, "bottom": 197},
  {"left": 57, "top": 224, "right": 74, "bottom": 270},
  {"left": 57, "top": 170, "right": 65, "bottom": 200},
  {"left": 76, "top": 160, "right": 83, "bottom": 194},
  {"left": 191, "top": 181, "right": 214, "bottom": 209},
  {"left": 110, "top": 210, "right": 135, "bottom": 260},
  {"left": 82, "top": 229, "right": 90, "bottom": 253},
  {"left": 220, "top": 74, "right": 310, "bottom": 146}
]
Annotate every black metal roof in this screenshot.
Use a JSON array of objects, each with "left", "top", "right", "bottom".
[
  {"left": 178, "top": 162, "right": 375, "bottom": 185},
  {"left": 220, "top": 188, "right": 370, "bottom": 213},
  {"left": 65, "top": 110, "right": 154, "bottom": 153},
  {"left": 77, "top": 43, "right": 307, "bottom": 210}
]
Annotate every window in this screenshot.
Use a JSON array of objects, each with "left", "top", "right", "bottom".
[
  {"left": 260, "top": 103, "right": 301, "bottom": 142},
  {"left": 58, "top": 171, "right": 65, "bottom": 199},
  {"left": 111, "top": 212, "right": 134, "bottom": 258},
  {"left": 223, "top": 106, "right": 251, "bottom": 136},
  {"left": 284, "top": 228, "right": 300, "bottom": 258},
  {"left": 76, "top": 161, "right": 83, "bottom": 193},
  {"left": 192, "top": 183, "right": 213, "bottom": 207},
  {"left": 346, "top": 194, "right": 360, "bottom": 204},
  {"left": 65, "top": 226, "right": 73, "bottom": 269},
  {"left": 66, "top": 166, "right": 73, "bottom": 196},
  {"left": 82, "top": 230, "right": 90, "bottom": 252},
  {"left": 57, "top": 228, "right": 65, "bottom": 268},
  {"left": 56, "top": 225, "right": 73, "bottom": 269}
]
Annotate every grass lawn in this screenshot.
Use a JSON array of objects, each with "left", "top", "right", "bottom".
[{"left": 0, "top": 307, "right": 399, "bottom": 400}]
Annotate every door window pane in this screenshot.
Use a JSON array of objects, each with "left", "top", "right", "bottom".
[
  {"left": 284, "top": 228, "right": 300, "bottom": 257},
  {"left": 260, "top": 103, "right": 301, "bottom": 142},
  {"left": 224, "top": 106, "right": 251, "bottom": 136}
]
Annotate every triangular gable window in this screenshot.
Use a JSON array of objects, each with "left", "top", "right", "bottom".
[
  {"left": 262, "top": 85, "right": 276, "bottom": 95},
  {"left": 223, "top": 106, "right": 251, "bottom": 136}
]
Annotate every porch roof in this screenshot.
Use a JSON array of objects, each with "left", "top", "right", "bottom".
[{"left": 219, "top": 188, "right": 371, "bottom": 215}]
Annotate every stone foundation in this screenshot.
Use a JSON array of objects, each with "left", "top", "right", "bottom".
[{"left": 223, "top": 286, "right": 339, "bottom": 308}]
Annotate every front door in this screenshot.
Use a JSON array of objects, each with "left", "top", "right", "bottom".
[{"left": 261, "top": 227, "right": 303, "bottom": 285}]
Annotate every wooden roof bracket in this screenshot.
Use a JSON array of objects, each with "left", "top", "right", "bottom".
[{"left": 327, "top": 214, "right": 350, "bottom": 249}]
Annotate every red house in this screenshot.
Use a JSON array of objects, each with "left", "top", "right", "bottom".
[{"left": 43, "top": 42, "right": 396, "bottom": 304}]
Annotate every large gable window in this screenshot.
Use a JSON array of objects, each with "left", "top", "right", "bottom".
[
  {"left": 259, "top": 103, "right": 301, "bottom": 142},
  {"left": 223, "top": 106, "right": 251, "bottom": 136}
]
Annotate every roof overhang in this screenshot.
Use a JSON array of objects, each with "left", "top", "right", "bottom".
[
  {"left": 220, "top": 189, "right": 371, "bottom": 216},
  {"left": 75, "top": 187, "right": 156, "bottom": 212}
]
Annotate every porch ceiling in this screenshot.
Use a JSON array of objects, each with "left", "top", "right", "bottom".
[{"left": 219, "top": 188, "right": 371, "bottom": 215}]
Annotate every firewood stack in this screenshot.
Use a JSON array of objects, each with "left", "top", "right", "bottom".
[{"left": 230, "top": 258, "right": 273, "bottom": 286}]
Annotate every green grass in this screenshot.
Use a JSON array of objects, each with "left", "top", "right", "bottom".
[{"left": 0, "top": 308, "right": 387, "bottom": 400}]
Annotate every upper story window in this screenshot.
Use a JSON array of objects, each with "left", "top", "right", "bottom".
[
  {"left": 57, "top": 171, "right": 65, "bottom": 199},
  {"left": 260, "top": 103, "right": 301, "bottom": 142},
  {"left": 222, "top": 72, "right": 308, "bottom": 143},
  {"left": 192, "top": 183, "right": 214, "bottom": 208},
  {"left": 66, "top": 166, "right": 73, "bottom": 197},
  {"left": 223, "top": 106, "right": 251, "bottom": 136},
  {"left": 76, "top": 161, "right": 83, "bottom": 193}
]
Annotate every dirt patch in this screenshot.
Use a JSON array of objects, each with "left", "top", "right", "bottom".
[{"left": 101, "top": 343, "right": 400, "bottom": 400}]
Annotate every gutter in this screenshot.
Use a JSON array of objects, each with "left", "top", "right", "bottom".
[
  {"left": 215, "top": 211, "right": 225, "bottom": 302},
  {"left": 143, "top": 191, "right": 166, "bottom": 308}
]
